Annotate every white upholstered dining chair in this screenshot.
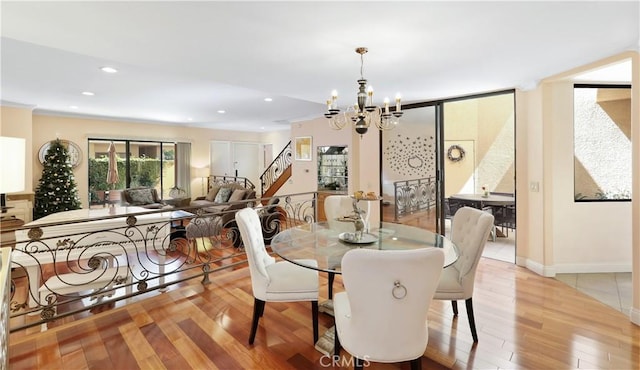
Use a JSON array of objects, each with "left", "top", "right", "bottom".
[
  {"left": 435, "top": 206, "right": 494, "bottom": 342},
  {"left": 333, "top": 248, "right": 444, "bottom": 370},
  {"left": 235, "top": 208, "right": 319, "bottom": 344}
]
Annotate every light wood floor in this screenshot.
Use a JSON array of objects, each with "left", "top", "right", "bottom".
[{"left": 9, "top": 255, "right": 640, "bottom": 369}]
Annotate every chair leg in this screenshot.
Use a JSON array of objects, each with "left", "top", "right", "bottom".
[
  {"left": 465, "top": 298, "right": 478, "bottom": 342},
  {"left": 334, "top": 326, "right": 341, "bottom": 357},
  {"left": 328, "top": 272, "right": 335, "bottom": 299},
  {"left": 258, "top": 299, "right": 266, "bottom": 317},
  {"left": 311, "top": 301, "right": 319, "bottom": 343},
  {"left": 451, "top": 300, "right": 458, "bottom": 316},
  {"left": 410, "top": 357, "right": 422, "bottom": 370},
  {"left": 249, "top": 298, "right": 265, "bottom": 344}
]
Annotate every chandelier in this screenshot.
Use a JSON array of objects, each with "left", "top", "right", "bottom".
[{"left": 325, "top": 47, "right": 403, "bottom": 136}]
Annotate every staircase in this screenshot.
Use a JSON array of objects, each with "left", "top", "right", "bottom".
[{"left": 260, "top": 141, "right": 292, "bottom": 197}]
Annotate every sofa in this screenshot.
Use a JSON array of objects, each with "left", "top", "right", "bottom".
[
  {"left": 121, "top": 187, "right": 170, "bottom": 209},
  {"left": 190, "top": 182, "right": 256, "bottom": 214}
]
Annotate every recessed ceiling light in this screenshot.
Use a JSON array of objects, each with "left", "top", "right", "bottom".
[
  {"left": 69, "top": 105, "right": 79, "bottom": 109},
  {"left": 264, "top": 98, "right": 273, "bottom": 102},
  {"left": 260, "top": 126, "right": 265, "bottom": 130},
  {"left": 100, "top": 66, "right": 118, "bottom": 73},
  {"left": 187, "top": 117, "right": 193, "bottom": 121},
  {"left": 81, "top": 91, "right": 95, "bottom": 96},
  {"left": 217, "top": 110, "right": 226, "bottom": 114}
]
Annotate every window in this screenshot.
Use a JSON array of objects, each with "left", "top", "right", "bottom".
[
  {"left": 88, "top": 139, "right": 176, "bottom": 207},
  {"left": 574, "top": 84, "right": 631, "bottom": 201}
]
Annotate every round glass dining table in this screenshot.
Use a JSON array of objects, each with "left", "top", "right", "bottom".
[{"left": 270, "top": 222, "right": 459, "bottom": 274}]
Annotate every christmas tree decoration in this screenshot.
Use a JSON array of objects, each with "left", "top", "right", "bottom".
[{"left": 34, "top": 138, "right": 81, "bottom": 219}]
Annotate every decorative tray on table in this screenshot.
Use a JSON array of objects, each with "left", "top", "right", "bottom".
[
  {"left": 336, "top": 215, "right": 359, "bottom": 222},
  {"left": 350, "top": 193, "right": 382, "bottom": 201},
  {"left": 338, "top": 232, "right": 378, "bottom": 245}
]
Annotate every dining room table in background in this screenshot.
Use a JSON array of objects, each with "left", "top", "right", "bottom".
[
  {"left": 449, "top": 192, "right": 515, "bottom": 207},
  {"left": 449, "top": 193, "right": 516, "bottom": 238}
]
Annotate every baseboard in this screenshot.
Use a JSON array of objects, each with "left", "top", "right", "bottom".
[
  {"left": 631, "top": 307, "right": 640, "bottom": 326},
  {"left": 553, "top": 263, "right": 632, "bottom": 274},
  {"left": 518, "top": 257, "right": 556, "bottom": 277},
  {"left": 516, "top": 257, "right": 631, "bottom": 277}
]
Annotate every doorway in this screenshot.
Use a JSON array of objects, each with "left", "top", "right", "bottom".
[
  {"left": 209, "top": 141, "right": 261, "bottom": 188},
  {"left": 380, "top": 91, "right": 516, "bottom": 263},
  {"left": 441, "top": 91, "right": 516, "bottom": 263}
]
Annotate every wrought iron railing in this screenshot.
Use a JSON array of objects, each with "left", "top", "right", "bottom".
[
  {"left": 207, "top": 175, "right": 255, "bottom": 190},
  {"left": 260, "top": 141, "right": 292, "bottom": 196},
  {"left": 393, "top": 177, "right": 437, "bottom": 220},
  {"left": 4, "top": 192, "right": 317, "bottom": 333}
]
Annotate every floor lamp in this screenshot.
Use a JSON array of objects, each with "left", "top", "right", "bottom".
[
  {"left": 0, "top": 136, "right": 26, "bottom": 219},
  {"left": 195, "top": 167, "right": 209, "bottom": 196}
]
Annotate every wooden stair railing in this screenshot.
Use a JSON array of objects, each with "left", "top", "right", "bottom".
[
  {"left": 262, "top": 166, "right": 291, "bottom": 199},
  {"left": 260, "top": 141, "right": 292, "bottom": 197}
]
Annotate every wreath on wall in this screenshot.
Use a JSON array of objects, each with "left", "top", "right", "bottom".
[{"left": 447, "top": 144, "right": 465, "bottom": 162}]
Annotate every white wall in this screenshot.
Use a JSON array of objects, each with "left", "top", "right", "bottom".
[
  {"left": 28, "top": 114, "right": 275, "bottom": 205},
  {"left": 547, "top": 81, "right": 632, "bottom": 272}
]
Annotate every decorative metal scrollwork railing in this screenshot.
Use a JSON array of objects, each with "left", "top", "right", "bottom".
[
  {"left": 394, "top": 177, "right": 437, "bottom": 220},
  {"left": 260, "top": 141, "right": 292, "bottom": 196},
  {"left": 3, "top": 191, "right": 317, "bottom": 333}
]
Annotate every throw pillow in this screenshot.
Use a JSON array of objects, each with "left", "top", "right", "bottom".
[
  {"left": 228, "top": 189, "right": 247, "bottom": 202},
  {"left": 129, "top": 189, "right": 154, "bottom": 205},
  {"left": 214, "top": 187, "right": 233, "bottom": 203},
  {"left": 205, "top": 185, "right": 221, "bottom": 201}
]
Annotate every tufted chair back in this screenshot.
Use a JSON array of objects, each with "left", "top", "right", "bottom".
[
  {"left": 446, "top": 206, "right": 494, "bottom": 298},
  {"left": 333, "top": 248, "right": 444, "bottom": 365},
  {"left": 434, "top": 206, "right": 494, "bottom": 343},
  {"left": 235, "top": 208, "right": 275, "bottom": 300},
  {"left": 236, "top": 207, "right": 319, "bottom": 345}
]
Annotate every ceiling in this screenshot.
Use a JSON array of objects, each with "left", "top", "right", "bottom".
[{"left": 1, "top": 1, "right": 638, "bottom": 132}]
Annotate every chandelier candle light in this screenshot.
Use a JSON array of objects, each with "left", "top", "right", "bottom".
[{"left": 325, "top": 47, "right": 403, "bottom": 137}]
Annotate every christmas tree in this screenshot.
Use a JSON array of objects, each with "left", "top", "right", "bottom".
[{"left": 34, "top": 139, "right": 81, "bottom": 219}]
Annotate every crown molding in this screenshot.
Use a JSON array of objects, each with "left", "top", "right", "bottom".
[{"left": 0, "top": 100, "right": 36, "bottom": 110}]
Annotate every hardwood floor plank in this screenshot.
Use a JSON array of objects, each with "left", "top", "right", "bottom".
[
  {"left": 60, "top": 348, "right": 89, "bottom": 370},
  {"left": 177, "top": 318, "right": 243, "bottom": 369},
  {"left": 171, "top": 336, "right": 218, "bottom": 369},
  {"left": 77, "top": 320, "right": 113, "bottom": 369},
  {"left": 137, "top": 354, "right": 168, "bottom": 370},
  {"left": 119, "top": 321, "right": 159, "bottom": 366},
  {"left": 139, "top": 322, "right": 189, "bottom": 369},
  {"left": 7, "top": 338, "right": 38, "bottom": 369},
  {"left": 9, "top": 257, "right": 640, "bottom": 370},
  {"left": 35, "top": 331, "right": 63, "bottom": 369},
  {"left": 95, "top": 310, "right": 140, "bottom": 370}
]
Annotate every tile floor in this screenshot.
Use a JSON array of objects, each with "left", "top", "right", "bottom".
[
  {"left": 442, "top": 219, "right": 632, "bottom": 316},
  {"left": 555, "top": 272, "right": 632, "bottom": 315},
  {"left": 482, "top": 227, "right": 516, "bottom": 263},
  {"left": 474, "top": 227, "right": 632, "bottom": 316}
]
